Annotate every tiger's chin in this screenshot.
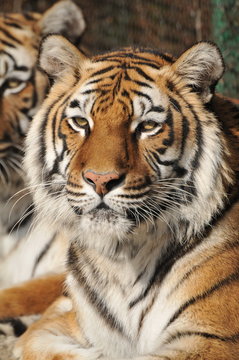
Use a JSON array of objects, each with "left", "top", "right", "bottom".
[{"left": 72, "top": 206, "right": 135, "bottom": 257}]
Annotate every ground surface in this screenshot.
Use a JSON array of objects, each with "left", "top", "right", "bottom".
[{"left": 0, "top": 335, "right": 16, "bottom": 360}]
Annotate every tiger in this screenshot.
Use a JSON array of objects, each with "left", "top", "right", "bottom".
[
  {"left": 1, "top": 36, "right": 239, "bottom": 360},
  {"left": 0, "top": 0, "right": 86, "bottom": 287}
]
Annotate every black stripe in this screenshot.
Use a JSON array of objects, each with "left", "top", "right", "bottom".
[
  {"left": 0, "top": 318, "right": 27, "bottom": 337},
  {"left": 69, "top": 99, "right": 81, "bottom": 109},
  {"left": 99, "top": 96, "right": 110, "bottom": 104},
  {"left": 124, "top": 183, "right": 149, "bottom": 191},
  {"left": 135, "top": 48, "right": 174, "bottom": 63},
  {"left": 39, "top": 95, "right": 65, "bottom": 165},
  {"left": 130, "top": 60, "right": 160, "bottom": 70},
  {"left": 118, "top": 191, "right": 150, "bottom": 199},
  {"left": 7, "top": 204, "right": 34, "bottom": 234},
  {"left": 52, "top": 94, "right": 73, "bottom": 161},
  {"left": 180, "top": 115, "right": 189, "bottom": 158},
  {"left": 86, "top": 78, "right": 105, "bottom": 85},
  {"left": 15, "top": 66, "right": 29, "bottom": 73},
  {"left": 162, "top": 109, "right": 174, "bottom": 146},
  {"left": 0, "top": 39, "right": 15, "bottom": 48},
  {"left": 22, "top": 13, "right": 37, "bottom": 21},
  {"left": 129, "top": 242, "right": 184, "bottom": 308},
  {"left": 67, "top": 180, "right": 83, "bottom": 188},
  {"left": 171, "top": 88, "right": 203, "bottom": 182},
  {"left": 0, "top": 50, "right": 16, "bottom": 64},
  {"left": 138, "top": 293, "right": 157, "bottom": 334},
  {"left": 169, "top": 96, "right": 181, "bottom": 112},
  {"left": 29, "top": 70, "right": 37, "bottom": 109},
  {"left": 165, "top": 270, "right": 239, "bottom": 330},
  {"left": 31, "top": 234, "right": 56, "bottom": 277},
  {"left": 190, "top": 106, "right": 203, "bottom": 171},
  {"left": 0, "top": 26, "right": 22, "bottom": 44},
  {"left": 129, "top": 230, "right": 211, "bottom": 309},
  {"left": 129, "top": 79, "right": 152, "bottom": 88},
  {"left": 167, "top": 80, "right": 175, "bottom": 92},
  {"left": 121, "top": 90, "right": 134, "bottom": 116},
  {"left": 95, "top": 52, "right": 161, "bottom": 65},
  {"left": 94, "top": 57, "right": 122, "bottom": 64},
  {"left": 164, "top": 330, "right": 239, "bottom": 345},
  {"left": 4, "top": 21, "right": 22, "bottom": 29},
  {"left": 132, "top": 67, "right": 154, "bottom": 82},
  {"left": 117, "top": 98, "right": 129, "bottom": 112},
  {"left": 167, "top": 240, "right": 239, "bottom": 299},
  {"left": 147, "top": 105, "right": 165, "bottom": 114},
  {"left": 81, "top": 88, "right": 102, "bottom": 95},
  {"left": 91, "top": 66, "right": 115, "bottom": 77},
  {"left": 151, "top": 151, "right": 176, "bottom": 166},
  {"left": 66, "top": 190, "right": 86, "bottom": 196},
  {"left": 68, "top": 245, "right": 125, "bottom": 336},
  {"left": 71, "top": 206, "right": 82, "bottom": 215},
  {"left": 156, "top": 147, "right": 166, "bottom": 155},
  {"left": 144, "top": 153, "right": 159, "bottom": 173},
  {"left": 41, "top": 89, "right": 74, "bottom": 173},
  {"left": 131, "top": 89, "right": 153, "bottom": 104}
]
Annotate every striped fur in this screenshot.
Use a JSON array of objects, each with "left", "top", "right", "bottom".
[
  {"left": 0, "top": 1, "right": 86, "bottom": 287},
  {"left": 5, "top": 38, "right": 239, "bottom": 359}
]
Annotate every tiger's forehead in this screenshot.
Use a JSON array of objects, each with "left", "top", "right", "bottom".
[
  {"left": 0, "top": 14, "right": 39, "bottom": 80},
  {"left": 91, "top": 48, "right": 175, "bottom": 67},
  {"left": 0, "top": 12, "right": 41, "bottom": 28},
  {"left": 0, "top": 13, "right": 40, "bottom": 42},
  {"left": 67, "top": 58, "right": 170, "bottom": 126},
  {"left": 0, "top": 13, "right": 40, "bottom": 53},
  {"left": 65, "top": 49, "right": 175, "bottom": 125},
  {"left": 78, "top": 48, "right": 174, "bottom": 84}
]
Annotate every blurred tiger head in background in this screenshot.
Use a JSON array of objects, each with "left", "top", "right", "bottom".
[
  {"left": 0, "top": 0, "right": 86, "bottom": 256},
  {"left": 0, "top": 0, "right": 86, "bottom": 194}
]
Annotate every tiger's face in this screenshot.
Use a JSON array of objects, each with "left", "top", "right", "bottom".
[
  {"left": 0, "top": 1, "right": 85, "bottom": 194},
  {"left": 0, "top": 13, "right": 47, "bottom": 189},
  {"left": 25, "top": 36, "right": 233, "bottom": 254}
]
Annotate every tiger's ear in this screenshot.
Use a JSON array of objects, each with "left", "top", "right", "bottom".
[
  {"left": 39, "top": 35, "right": 88, "bottom": 79},
  {"left": 172, "top": 42, "right": 224, "bottom": 103},
  {"left": 38, "top": 0, "right": 86, "bottom": 42}
]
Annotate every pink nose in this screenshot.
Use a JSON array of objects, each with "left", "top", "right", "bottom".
[{"left": 83, "top": 170, "right": 121, "bottom": 195}]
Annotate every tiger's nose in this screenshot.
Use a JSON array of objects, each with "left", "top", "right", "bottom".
[{"left": 83, "top": 170, "right": 124, "bottom": 195}]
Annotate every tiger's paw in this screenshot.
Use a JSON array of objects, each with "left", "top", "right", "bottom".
[
  {"left": 0, "top": 315, "right": 40, "bottom": 337},
  {"left": 14, "top": 341, "right": 103, "bottom": 360}
]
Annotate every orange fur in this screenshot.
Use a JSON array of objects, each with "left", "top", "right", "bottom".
[{"left": 0, "top": 274, "right": 65, "bottom": 319}]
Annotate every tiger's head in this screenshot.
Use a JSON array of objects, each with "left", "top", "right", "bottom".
[
  {"left": 25, "top": 35, "right": 235, "bottom": 256},
  {"left": 0, "top": 1, "right": 85, "bottom": 195}
]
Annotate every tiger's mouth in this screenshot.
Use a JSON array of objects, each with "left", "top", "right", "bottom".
[
  {"left": 96, "top": 203, "right": 110, "bottom": 210},
  {"left": 87, "top": 202, "right": 123, "bottom": 222}
]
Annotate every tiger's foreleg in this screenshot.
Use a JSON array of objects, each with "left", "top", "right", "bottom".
[
  {"left": 13, "top": 294, "right": 239, "bottom": 360},
  {"left": 15, "top": 298, "right": 238, "bottom": 360},
  {"left": 14, "top": 296, "right": 103, "bottom": 360},
  {"left": 0, "top": 273, "right": 65, "bottom": 319}
]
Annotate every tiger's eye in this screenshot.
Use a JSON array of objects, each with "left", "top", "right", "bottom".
[
  {"left": 72, "top": 117, "right": 89, "bottom": 127},
  {"left": 7, "top": 79, "right": 22, "bottom": 88},
  {"left": 140, "top": 120, "right": 160, "bottom": 132}
]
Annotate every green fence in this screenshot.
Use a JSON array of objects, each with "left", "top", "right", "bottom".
[{"left": 212, "top": 0, "right": 239, "bottom": 97}]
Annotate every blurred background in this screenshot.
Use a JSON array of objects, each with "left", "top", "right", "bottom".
[{"left": 1, "top": 0, "right": 239, "bottom": 98}]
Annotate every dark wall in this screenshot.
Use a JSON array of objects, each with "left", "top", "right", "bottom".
[
  {"left": 2, "top": 0, "right": 238, "bottom": 97},
  {"left": 21, "top": 0, "right": 211, "bottom": 56}
]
